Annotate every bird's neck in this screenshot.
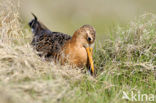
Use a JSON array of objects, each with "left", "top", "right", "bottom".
[{"left": 70, "top": 32, "right": 83, "bottom": 47}]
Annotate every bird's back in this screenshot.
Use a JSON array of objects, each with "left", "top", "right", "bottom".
[
  {"left": 32, "top": 31, "right": 71, "bottom": 59},
  {"left": 29, "top": 14, "right": 71, "bottom": 60}
]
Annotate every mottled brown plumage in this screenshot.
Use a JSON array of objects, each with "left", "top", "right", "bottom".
[{"left": 29, "top": 14, "right": 71, "bottom": 60}]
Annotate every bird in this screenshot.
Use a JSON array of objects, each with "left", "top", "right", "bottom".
[
  {"left": 29, "top": 14, "right": 96, "bottom": 75},
  {"left": 29, "top": 13, "right": 71, "bottom": 60}
]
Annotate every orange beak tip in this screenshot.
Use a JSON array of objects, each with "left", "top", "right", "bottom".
[{"left": 86, "top": 47, "right": 95, "bottom": 76}]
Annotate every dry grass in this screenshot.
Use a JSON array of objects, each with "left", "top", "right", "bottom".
[{"left": 0, "top": 0, "right": 85, "bottom": 103}]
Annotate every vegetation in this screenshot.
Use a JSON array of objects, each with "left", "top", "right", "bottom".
[{"left": 0, "top": 0, "right": 155, "bottom": 103}]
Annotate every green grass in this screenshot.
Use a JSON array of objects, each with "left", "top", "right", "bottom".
[{"left": 0, "top": 0, "right": 155, "bottom": 103}]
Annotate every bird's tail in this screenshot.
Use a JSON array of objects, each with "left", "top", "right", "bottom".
[{"left": 28, "top": 13, "right": 50, "bottom": 34}]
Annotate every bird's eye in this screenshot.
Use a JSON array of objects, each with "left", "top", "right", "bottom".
[{"left": 87, "top": 37, "right": 91, "bottom": 42}]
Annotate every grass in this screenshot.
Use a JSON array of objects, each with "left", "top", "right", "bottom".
[{"left": 0, "top": 0, "right": 155, "bottom": 103}]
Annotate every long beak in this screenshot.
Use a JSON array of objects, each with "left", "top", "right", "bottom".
[{"left": 86, "top": 47, "right": 95, "bottom": 75}]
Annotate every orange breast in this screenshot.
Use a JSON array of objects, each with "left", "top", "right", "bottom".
[{"left": 62, "top": 42, "right": 87, "bottom": 68}]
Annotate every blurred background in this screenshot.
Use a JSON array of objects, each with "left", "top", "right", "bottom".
[{"left": 21, "top": 0, "right": 156, "bottom": 40}]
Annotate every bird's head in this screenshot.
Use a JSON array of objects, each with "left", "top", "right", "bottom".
[{"left": 73, "top": 25, "right": 96, "bottom": 75}]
